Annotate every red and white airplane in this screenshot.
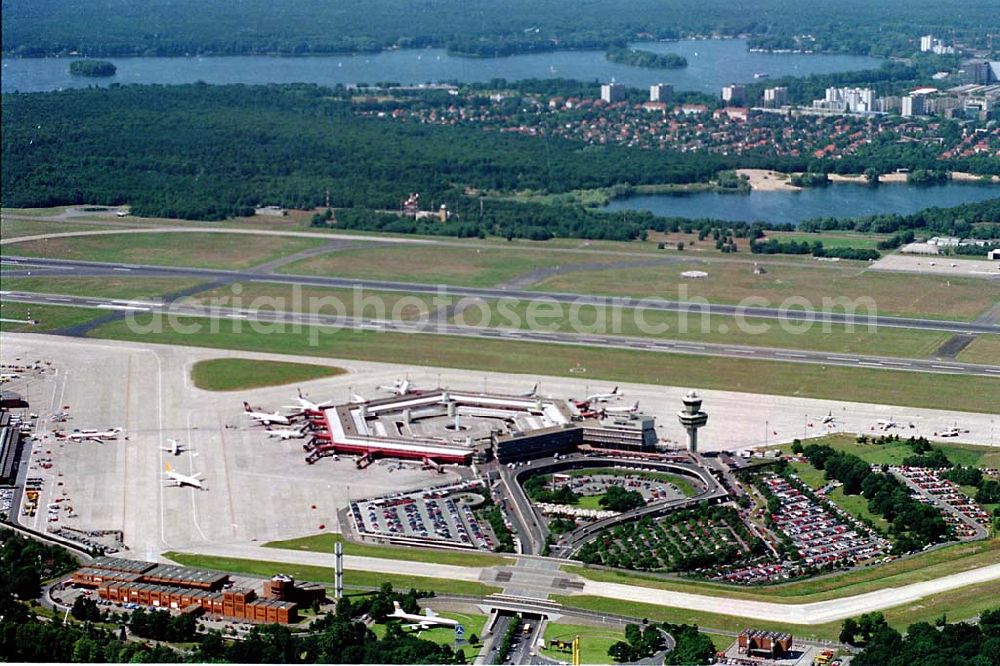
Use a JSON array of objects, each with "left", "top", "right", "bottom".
[
  {"left": 586, "top": 386, "right": 623, "bottom": 403},
  {"left": 603, "top": 400, "right": 640, "bottom": 415},
  {"left": 243, "top": 402, "right": 291, "bottom": 426}
]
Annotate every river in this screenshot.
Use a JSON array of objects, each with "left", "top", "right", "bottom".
[
  {"left": 603, "top": 182, "right": 999, "bottom": 225},
  {"left": 1, "top": 39, "right": 881, "bottom": 94}
]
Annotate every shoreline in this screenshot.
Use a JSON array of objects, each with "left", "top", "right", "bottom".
[{"left": 740, "top": 169, "right": 1000, "bottom": 191}]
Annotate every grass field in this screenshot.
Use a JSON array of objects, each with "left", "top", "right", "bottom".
[
  {"left": 778, "top": 434, "right": 1000, "bottom": 468},
  {"left": 190, "top": 358, "right": 345, "bottom": 391},
  {"left": 0, "top": 302, "right": 102, "bottom": 332},
  {"left": 2, "top": 276, "right": 205, "bottom": 300},
  {"left": 279, "top": 244, "right": 629, "bottom": 288},
  {"left": 563, "top": 538, "right": 1000, "bottom": 604},
  {"left": 456, "top": 299, "right": 948, "bottom": 358},
  {"left": 1, "top": 218, "right": 126, "bottom": 239},
  {"left": 264, "top": 533, "right": 511, "bottom": 568},
  {"left": 575, "top": 494, "right": 607, "bottom": 511},
  {"left": 7, "top": 232, "right": 328, "bottom": 270},
  {"left": 555, "top": 578, "right": 1000, "bottom": 640},
  {"left": 184, "top": 282, "right": 438, "bottom": 320},
  {"left": 88, "top": 314, "right": 1000, "bottom": 413},
  {"left": 162, "top": 552, "right": 502, "bottom": 597},
  {"left": 958, "top": 335, "right": 1000, "bottom": 365},
  {"left": 769, "top": 232, "right": 887, "bottom": 250},
  {"left": 540, "top": 622, "right": 626, "bottom": 664},
  {"left": 532, "top": 260, "right": 995, "bottom": 320}
]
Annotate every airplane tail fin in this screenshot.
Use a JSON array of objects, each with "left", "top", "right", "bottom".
[
  {"left": 424, "top": 608, "right": 439, "bottom": 618},
  {"left": 613, "top": 386, "right": 620, "bottom": 395},
  {"left": 165, "top": 463, "right": 173, "bottom": 473},
  {"left": 243, "top": 401, "right": 252, "bottom": 412},
  {"left": 392, "top": 601, "right": 402, "bottom": 613}
]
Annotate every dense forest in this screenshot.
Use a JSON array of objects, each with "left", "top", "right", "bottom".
[
  {"left": 850, "top": 608, "right": 1000, "bottom": 666},
  {"left": 68, "top": 59, "right": 116, "bottom": 77},
  {"left": 4, "top": 82, "right": 998, "bottom": 241},
  {"left": 3, "top": 0, "right": 997, "bottom": 59},
  {"left": 605, "top": 48, "right": 686, "bottom": 69}
]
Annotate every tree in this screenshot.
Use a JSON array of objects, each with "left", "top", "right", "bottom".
[{"left": 840, "top": 617, "right": 859, "bottom": 645}]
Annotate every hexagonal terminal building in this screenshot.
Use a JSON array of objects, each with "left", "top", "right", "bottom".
[{"left": 678, "top": 390, "right": 708, "bottom": 453}]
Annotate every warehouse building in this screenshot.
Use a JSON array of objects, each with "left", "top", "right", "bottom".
[{"left": 71, "top": 557, "right": 324, "bottom": 624}]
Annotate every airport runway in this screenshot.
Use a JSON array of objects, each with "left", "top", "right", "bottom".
[
  {"left": 4, "top": 289, "right": 1000, "bottom": 379},
  {"left": 4, "top": 255, "right": 1000, "bottom": 336}
]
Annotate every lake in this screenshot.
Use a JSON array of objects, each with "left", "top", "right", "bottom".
[
  {"left": 1, "top": 39, "right": 881, "bottom": 94},
  {"left": 603, "top": 182, "right": 1000, "bottom": 225}
]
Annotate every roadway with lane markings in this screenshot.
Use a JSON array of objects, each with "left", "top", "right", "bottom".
[{"left": 4, "top": 289, "right": 999, "bottom": 379}]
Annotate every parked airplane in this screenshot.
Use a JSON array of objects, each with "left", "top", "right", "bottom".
[
  {"left": 821, "top": 412, "right": 836, "bottom": 425},
  {"left": 56, "top": 427, "right": 123, "bottom": 443},
  {"left": 160, "top": 439, "right": 189, "bottom": 456},
  {"left": 243, "top": 402, "right": 291, "bottom": 426},
  {"left": 351, "top": 393, "right": 367, "bottom": 404},
  {"left": 164, "top": 463, "right": 204, "bottom": 489},
  {"left": 0, "top": 373, "right": 20, "bottom": 382},
  {"left": 520, "top": 382, "right": 540, "bottom": 398},
  {"left": 378, "top": 379, "right": 417, "bottom": 396},
  {"left": 604, "top": 400, "right": 640, "bottom": 415},
  {"left": 266, "top": 424, "right": 309, "bottom": 440},
  {"left": 939, "top": 425, "right": 968, "bottom": 437},
  {"left": 876, "top": 419, "right": 898, "bottom": 431},
  {"left": 290, "top": 389, "right": 335, "bottom": 412},
  {"left": 586, "top": 386, "right": 623, "bottom": 403},
  {"left": 389, "top": 601, "right": 460, "bottom": 630}
]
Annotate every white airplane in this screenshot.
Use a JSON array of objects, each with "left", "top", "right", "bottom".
[
  {"left": 159, "top": 439, "right": 186, "bottom": 455},
  {"left": 520, "top": 382, "right": 540, "bottom": 398},
  {"left": 378, "top": 379, "right": 417, "bottom": 396},
  {"left": 0, "top": 373, "right": 20, "bottom": 382},
  {"left": 876, "top": 419, "right": 898, "bottom": 431},
  {"left": 586, "top": 386, "right": 623, "bottom": 403},
  {"left": 351, "top": 393, "right": 367, "bottom": 404},
  {"left": 289, "top": 389, "right": 334, "bottom": 412},
  {"left": 266, "top": 424, "right": 308, "bottom": 440},
  {"left": 164, "top": 463, "right": 204, "bottom": 489},
  {"left": 57, "top": 427, "right": 123, "bottom": 443},
  {"left": 243, "top": 402, "right": 291, "bottom": 426},
  {"left": 939, "top": 425, "right": 968, "bottom": 437},
  {"left": 604, "top": 400, "right": 640, "bottom": 415},
  {"left": 821, "top": 412, "right": 836, "bottom": 425},
  {"left": 389, "top": 601, "right": 459, "bottom": 630}
]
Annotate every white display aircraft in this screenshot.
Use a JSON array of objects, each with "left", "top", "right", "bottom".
[
  {"left": 266, "top": 424, "right": 308, "bottom": 440},
  {"left": 389, "top": 601, "right": 460, "bottom": 630},
  {"left": 377, "top": 379, "right": 417, "bottom": 396},
  {"left": 586, "top": 386, "right": 623, "bottom": 403},
  {"left": 243, "top": 402, "right": 291, "bottom": 426},
  {"left": 603, "top": 400, "right": 639, "bottom": 415},
  {"left": 160, "top": 438, "right": 189, "bottom": 456},
  {"left": 57, "top": 427, "right": 123, "bottom": 443},
  {"left": 164, "top": 463, "right": 204, "bottom": 489}
]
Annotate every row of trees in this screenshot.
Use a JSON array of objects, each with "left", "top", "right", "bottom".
[
  {"left": 608, "top": 623, "right": 665, "bottom": 662},
  {"left": 799, "top": 198, "right": 1000, "bottom": 238},
  {"left": 749, "top": 238, "right": 881, "bottom": 260}
]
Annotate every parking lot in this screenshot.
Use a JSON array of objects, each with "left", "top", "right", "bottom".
[
  {"left": 891, "top": 466, "right": 990, "bottom": 540},
  {"left": 351, "top": 480, "right": 498, "bottom": 550},
  {"left": 553, "top": 470, "right": 689, "bottom": 504},
  {"left": 760, "top": 474, "right": 889, "bottom": 570}
]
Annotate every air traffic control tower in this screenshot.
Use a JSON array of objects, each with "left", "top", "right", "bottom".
[{"left": 678, "top": 391, "right": 708, "bottom": 453}]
